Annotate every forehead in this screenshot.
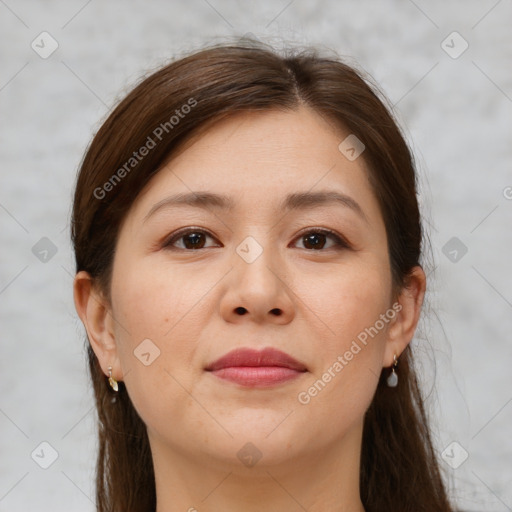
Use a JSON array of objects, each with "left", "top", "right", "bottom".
[{"left": 127, "top": 107, "right": 382, "bottom": 226}]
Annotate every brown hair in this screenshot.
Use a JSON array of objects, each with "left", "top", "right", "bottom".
[{"left": 71, "top": 40, "right": 454, "bottom": 511}]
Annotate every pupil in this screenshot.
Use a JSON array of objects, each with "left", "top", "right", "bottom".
[
  {"left": 185, "top": 233, "right": 204, "bottom": 248},
  {"left": 305, "top": 233, "right": 325, "bottom": 250}
]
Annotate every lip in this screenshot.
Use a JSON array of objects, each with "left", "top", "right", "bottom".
[{"left": 205, "top": 347, "right": 307, "bottom": 387}]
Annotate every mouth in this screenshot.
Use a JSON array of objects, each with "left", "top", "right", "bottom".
[{"left": 205, "top": 347, "right": 308, "bottom": 388}]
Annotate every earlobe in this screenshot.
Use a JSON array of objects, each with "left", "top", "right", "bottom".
[
  {"left": 73, "top": 271, "right": 120, "bottom": 379},
  {"left": 383, "top": 266, "right": 426, "bottom": 367}
]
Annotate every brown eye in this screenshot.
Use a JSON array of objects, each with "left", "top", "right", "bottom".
[
  {"left": 293, "top": 229, "right": 348, "bottom": 251},
  {"left": 164, "top": 229, "right": 219, "bottom": 250},
  {"left": 163, "top": 227, "right": 349, "bottom": 252}
]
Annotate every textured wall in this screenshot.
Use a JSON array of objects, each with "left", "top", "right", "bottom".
[{"left": 1, "top": 1, "right": 511, "bottom": 510}]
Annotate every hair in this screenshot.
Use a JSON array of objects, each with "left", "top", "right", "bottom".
[{"left": 71, "top": 39, "right": 454, "bottom": 512}]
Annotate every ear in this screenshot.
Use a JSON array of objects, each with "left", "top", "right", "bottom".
[
  {"left": 383, "top": 266, "right": 426, "bottom": 367},
  {"left": 73, "top": 270, "right": 122, "bottom": 381}
]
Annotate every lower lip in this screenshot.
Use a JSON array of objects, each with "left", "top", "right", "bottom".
[{"left": 208, "top": 366, "right": 304, "bottom": 387}]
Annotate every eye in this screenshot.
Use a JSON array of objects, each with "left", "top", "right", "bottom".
[
  {"left": 163, "top": 228, "right": 220, "bottom": 250},
  {"left": 292, "top": 228, "right": 349, "bottom": 251},
  {"left": 162, "top": 227, "right": 349, "bottom": 252}
]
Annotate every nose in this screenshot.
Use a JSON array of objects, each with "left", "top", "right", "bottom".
[{"left": 219, "top": 236, "right": 295, "bottom": 325}]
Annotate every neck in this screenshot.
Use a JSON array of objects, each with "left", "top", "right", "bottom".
[{"left": 151, "top": 421, "right": 366, "bottom": 512}]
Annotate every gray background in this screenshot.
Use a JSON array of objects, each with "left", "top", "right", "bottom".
[{"left": 1, "top": 1, "right": 511, "bottom": 510}]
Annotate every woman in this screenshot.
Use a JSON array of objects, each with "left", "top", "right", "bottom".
[{"left": 71, "top": 40, "right": 455, "bottom": 511}]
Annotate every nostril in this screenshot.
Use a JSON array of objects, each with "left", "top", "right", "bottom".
[
  {"left": 235, "top": 307, "right": 247, "bottom": 315},
  {"left": 271, "top": 308, "right": 282, "bottom": 316}
]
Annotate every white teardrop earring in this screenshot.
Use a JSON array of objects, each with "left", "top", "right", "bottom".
[{"left": 386, "top": 354, "right": 398, "bottom": 387}]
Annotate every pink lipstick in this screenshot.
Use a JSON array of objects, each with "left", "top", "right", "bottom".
[{"left": 205, "top": 347, "right": 307, "bottom": 387}]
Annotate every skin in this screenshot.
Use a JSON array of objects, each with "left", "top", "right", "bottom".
[{"left": 74, "top": 106, "right": 425, "bottom": 512}]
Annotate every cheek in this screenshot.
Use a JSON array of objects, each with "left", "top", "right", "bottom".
[
  {"left": 109, "top": 259, "right": 222, "bottom": 420},
  {"left": 294, "top": 261, "right": 392, "bottom": 420},
  {"left": 112, "top": 256, "right": 219, "bottom": 341},
  {"left": 300, "top": 259, "right": 392, "bottom": 349}
]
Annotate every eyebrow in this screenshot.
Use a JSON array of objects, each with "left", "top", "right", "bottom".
[{"left": 143, "top": 190, "right": 369, "bottom": 224}]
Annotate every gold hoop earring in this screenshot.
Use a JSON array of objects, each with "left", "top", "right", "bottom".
[
  {"left": 386, "top": 354, "right": 399, "bottom": 387},
  {"left": 108, "top": 366, "right": 119, "bottom": 392}
]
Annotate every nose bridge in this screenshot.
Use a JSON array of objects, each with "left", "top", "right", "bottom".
[
  {"left": 233, "top": 230, "right": 280, "bottom": 289},
  {"left": 235, "top": 233, "right": 267, "bottom": 266}
]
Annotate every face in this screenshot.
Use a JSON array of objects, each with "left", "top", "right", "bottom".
[{"left": 105, "top": 107, "right": 398, "bottom": 469}]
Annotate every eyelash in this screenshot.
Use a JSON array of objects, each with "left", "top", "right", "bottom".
[{"left": 162, "top": 227, "right": 350, "bottom": 252}]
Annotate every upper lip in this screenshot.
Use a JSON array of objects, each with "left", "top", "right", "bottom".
[{"left": 205, "top": 347, "right": 307, "bottom": 372}]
